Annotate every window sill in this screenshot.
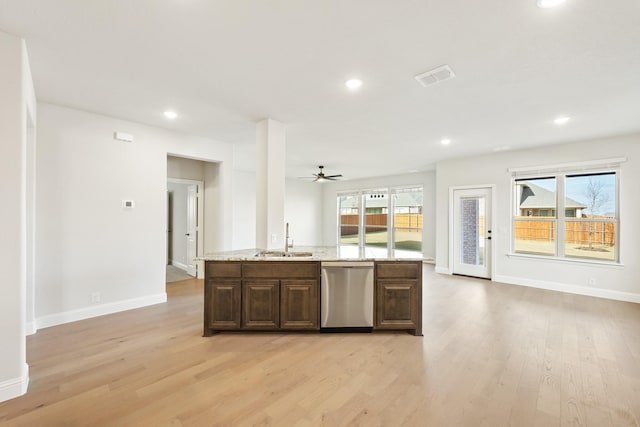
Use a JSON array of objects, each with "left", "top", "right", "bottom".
[{"left": 507, "top": 252, "right": 624, "bottom": 268}]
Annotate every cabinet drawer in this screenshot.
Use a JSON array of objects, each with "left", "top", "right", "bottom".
[
  {"left": 243, "top": 262, "right": 318, "bottom": 279},
  {"left": 207, "top": 262, "right": 242, "bottom": 278},
  {"left": 376, "top": 262, "right": 420, "bottom": 279}
]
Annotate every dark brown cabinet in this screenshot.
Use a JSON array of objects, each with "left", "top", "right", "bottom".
[
  {"left": 205, "top": 259, "right": 422, "bottom": 336},
  {"left": 242, "top": 280, "right": 280, "bottom": 329},
  {"left": 204, "top": 261, "right": 320, "bottom": 335},
  {"left": 207, "top": 279, "right": 241, "bottom": 330},
  {"left": 374, "top": 261, "right": 422, "bottom": 336},
  {"left": 280, "top": 280, "right": 318, "bottom": 329}
]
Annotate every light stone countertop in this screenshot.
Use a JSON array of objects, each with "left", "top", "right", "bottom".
[{"left": 198, "top": 245, "right": 423, "bottom": 262}]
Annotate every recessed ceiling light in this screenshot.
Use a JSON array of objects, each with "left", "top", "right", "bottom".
[
  {"left": 440, "top": 138, "right": 451, "bottom": 146},
  {"left": 345, "top": 79, "right": 363, "bottom": 91},
  {"left": 163, "top": 110, "right": 178, "bottom": 120},
  {"left": 537, "top": 0, "right": 566, "bottom": 8},
  {"left": 493, "top": 146, "right": 511, "bottom": 152},
  {"left": 554, "top": 116, "right": 570, "bottom": 125}
]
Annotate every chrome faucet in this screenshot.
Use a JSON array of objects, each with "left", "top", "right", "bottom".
[{"left": 285, "top": 222, "right": 292, "bottom": 253}]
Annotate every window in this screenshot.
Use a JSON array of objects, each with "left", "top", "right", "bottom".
[
  {"left": 513, "top": 177, "right": 557, "bottom": 256},
  {"left": 512, "top": 168, "right": 619, "bottom": 262},
  {"left": 337, "top": 186, "right": 423, "bottom": 258},
  {"left": 564, "top": 173, "right": 617, "bottom": 261}
]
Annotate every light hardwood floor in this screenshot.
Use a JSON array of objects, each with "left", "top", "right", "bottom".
[{"left": 1, "top": 267, "right": 640, "bottom": 426}]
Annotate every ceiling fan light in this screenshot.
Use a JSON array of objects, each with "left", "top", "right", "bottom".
[{"left": 537, "top": 0, "right": 566, "bottom": 8}]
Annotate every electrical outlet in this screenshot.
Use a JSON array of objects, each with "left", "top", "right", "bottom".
[
  {"left": 271, "top": 233, "right": 277, "bottom": 243},
  {"left": 588, "top": 277, "right": 596, "bottom": 286},
  {"left": 91, "top": 292, "right": 101, "bottom": 303}
]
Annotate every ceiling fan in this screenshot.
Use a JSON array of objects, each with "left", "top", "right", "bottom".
[{"left": 302, "top": 165, "right": 343, "bottom": 183}]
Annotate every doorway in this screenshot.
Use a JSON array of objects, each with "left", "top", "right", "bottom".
[
  {"left": 451, "top": 187, "right": 493, "bottom": 279},
  {"left": 167, "top": 179, "right": 203, "bottom": 279}
]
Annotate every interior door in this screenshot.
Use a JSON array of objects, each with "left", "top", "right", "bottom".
[
  {"left": 186, "top": 184, "right": 198, "bottom": 277},
  {"left": 452, "top": 188, "right": 492, "bottom": 278}
]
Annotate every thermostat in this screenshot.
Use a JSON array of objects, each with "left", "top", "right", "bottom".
[{"left": 122, "top": 200, "right": 135, "bottom": 209}]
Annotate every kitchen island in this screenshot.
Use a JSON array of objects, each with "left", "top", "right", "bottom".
[{"left": 200, "top": 246, "right": 422, "bottom": 336}]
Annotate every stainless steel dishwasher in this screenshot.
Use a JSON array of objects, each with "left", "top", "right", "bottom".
[{"left": 321, "top": 261, "right": 374, "bottom": 330}]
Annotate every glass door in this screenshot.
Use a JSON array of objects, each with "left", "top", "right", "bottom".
[
  {"left": 363, "top": 190, "right": 388, "bottom": 257},
  {"left": 338, "top": 193, "right": 361, "bottom": 246},
  {"left": 452, "top": 188, "right": 492, "bottom": 278},
  {"left": 392, "top": 187, "right": 423, "bottom": 258}
]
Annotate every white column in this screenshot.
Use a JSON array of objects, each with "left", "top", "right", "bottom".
[
  {"left": 255, "top": 119, "right": 286, "bottom": 250},
  {"left": 0, "top": 30, "right": 32, "bottom": 402}
]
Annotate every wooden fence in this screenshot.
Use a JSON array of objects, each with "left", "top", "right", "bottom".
[
  {"left": 340, "top": 213, "right": 422, "bottom": 236},
  {"left": 514, "top": 219, "right": 616, "bottom": 246}
]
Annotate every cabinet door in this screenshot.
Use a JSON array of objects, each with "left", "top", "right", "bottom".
[
  {"left": 243, "top": 280, "right": 280, "bottom": 329},
  {"left": 206, "top": 279, "right": 241, "bottom": 332},
  {"left": 375, "top": 279, "right": 418, "bottom": 330},
  {"left": 281, "top": 280, "right": 319, "bottom": 330}
]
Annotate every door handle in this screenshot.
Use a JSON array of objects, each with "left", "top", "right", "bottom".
[
  {"left": 486, "top": 236, "right": 492, "bottom": 240},
  {"left": 185, "top": 233, "right": 190, "bottom": 236}
]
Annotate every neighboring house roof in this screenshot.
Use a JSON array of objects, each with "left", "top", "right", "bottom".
[
  {"left": 518, "top": 182, "right": 586, "bottom": 209},
  {"left": 340, "top": 192, "right": 423, "bottom": 209}
]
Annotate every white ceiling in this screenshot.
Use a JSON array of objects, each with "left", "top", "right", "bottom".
[{"left": 1, "top": 0, "right": 639, "bottom": 180}]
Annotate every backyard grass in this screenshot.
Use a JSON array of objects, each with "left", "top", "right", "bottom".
[{"left": 515, "top": 239, "right": 615, "bottom": 261}]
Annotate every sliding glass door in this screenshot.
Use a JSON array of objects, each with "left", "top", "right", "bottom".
[
  {"left": 392, "top": 188, "right": 423, "bottom": 258},
  {"left": 338, "top": 186, "right": 423, "bottom": 258},
  {"left": 364, "top": 190, "right": 389, "bottom": 257}
]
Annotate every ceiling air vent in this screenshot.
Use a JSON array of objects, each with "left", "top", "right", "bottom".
[{"left": 414, "top": 65, "right": 456, "bottom": 87}]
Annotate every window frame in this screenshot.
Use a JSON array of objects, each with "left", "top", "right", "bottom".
[{"left": 510, "top": 165, "right": 621, "bottom": 264}]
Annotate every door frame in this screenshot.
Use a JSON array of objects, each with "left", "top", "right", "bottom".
[
  {"left": 448, "top": 184, "right": 496, "bottom": 279},
  {"left": 167, "top": 178, "right": 204, "bottom": 278}
]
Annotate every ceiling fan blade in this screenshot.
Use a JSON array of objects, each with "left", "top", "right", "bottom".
[{"left": 325, "top": 174, "right": 343, "bottom": 178}]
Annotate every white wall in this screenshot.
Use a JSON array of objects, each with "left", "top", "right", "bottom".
[
  {"left": 285, "top": 179, "right": 324, "bottom": 247},
  {"left": 35, "top": 103, "right": 233, "bottom": 329},
  {"left": 167, "top": 156, "right": 205, "bottom": 181},
  {"left": 321, "top": 172, "right": 436, "bottom": 259},
  {"left": 0, "top": 31, "right": 35, "bottom": 402},
  {"left": 435, "top": 133, "right": 640, "bottom": 301},
  {"left": 230, "top": 170, "right": 324, "bottom": 250},
  {"left": 232, "top": 170, "right": 257, "bottom": 250}
]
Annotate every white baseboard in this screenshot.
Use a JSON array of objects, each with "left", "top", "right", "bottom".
[
  {"left": 493, "top": 274, "right": 640, "bottom": 304},
  {"left": 170, "top": 260, "right": 188, "bottom": 271},
  {"left": 0, "top": 363, "right": 28, "bottom": 403},
  {"left": 25, "top": 321, "right": 36, "bottom": 336},
  {"left": 35, "top": 293, "right": 167, "bottom": 330},
  {"left": 435, "top": 266, "right": 451, "bottom": 275}
]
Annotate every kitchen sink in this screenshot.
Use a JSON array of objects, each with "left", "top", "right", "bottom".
[
  {"left": 255, "top": 250, "right": 313, "bottom": 258},
  {"left": 287, "top": 251, "right": 313, "bottom": 257}
]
